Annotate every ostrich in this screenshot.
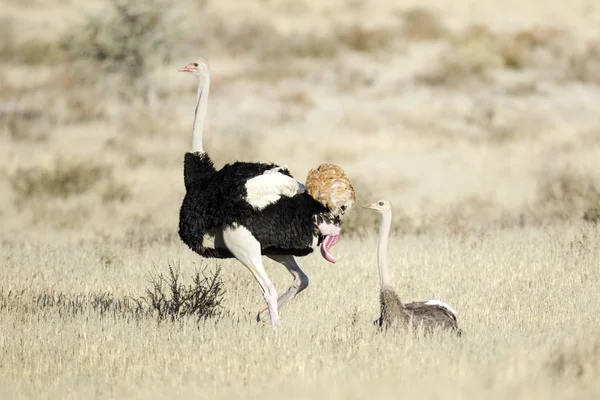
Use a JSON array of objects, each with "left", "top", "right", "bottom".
[
  {"left": 363, "top": 200, "right": 461, "bottom": 335},
  {"left": 177, "top": 58, "right": 355, "bottom": 330}
]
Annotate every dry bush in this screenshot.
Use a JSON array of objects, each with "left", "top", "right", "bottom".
[
  {"left": 548, "top": 337, "right": 600, "bottom": 382},
  {"left": 144, "top": 262, "right": 226, "bottom": 323},
  {"left": 10, "top": 159, "right": 112, "bottom": 202},
  {"left": 533, "top": 169, "right": 600, "bottom": 222},
  {"left": 101, "top": 180, "right": 132, "bottom": 203},
  {"left": 0, "top": 106, "right": 47, "bottom": 142},
  {"left": 567, "top": 39, "right": 600, "bottom": 86},
  {"left": 398, "top": 7, "right": 448, "bottom": 41},
  {"left": 417, "top": 25, "right": 569, "bottom": 87},
  {"left": 0, "top": 17, "right": 60, "bottom": 65},
  {"left": 9, "top": 157, "right": 132, "bottom": 228},
  {"left": 0, "top": 262, "right": 225, "bottom": 324},
  {"left": 60, "top": 0, "right": 178, "bottom": 105},
  {"left": 335, "top": 24, "right": 395, "bottom": 53}
]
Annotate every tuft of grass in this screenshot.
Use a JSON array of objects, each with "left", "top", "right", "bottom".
[
  {"left": 0, "top": 287, "right": 145, "bottom": 321},
  {"left": 143, "top": 262, "right": 226, "bottom": 323}
]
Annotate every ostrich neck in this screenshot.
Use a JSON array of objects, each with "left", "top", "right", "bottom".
[
  {"left": 191, "top": 73, "right": 209, "bottom": 153},
  {"left": 377, "top": 210, "right": 392, "bottom": 289}
]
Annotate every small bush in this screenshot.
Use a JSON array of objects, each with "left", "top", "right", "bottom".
[
  {"left": 102, "top": 180, "right": 132, "bottom": 203},
  {"left": 10, "top": 159, "right": 111, "bottom": 202},
  {"left": 399, "top": 7, "right": 448, "bottom": 40},
  {"left": 548, "top": 337, "right": 600, "bottom": 381},
  {"left": 567, "top": 39, "right": 600, "bottom": 86},
  {"left": 336, "top": 24, "right": 395, "bottom": 53},
  {"left": 144, "top": 262, "right": 225, "bottom": 323},
  {"left": 60, "top": 0, "right": 178, "bottom": 105},
  {"left": 417, "top": 25, "right": 569, "bottom": 87},
  {"left": 534, "top": 169, "right": 600, "bottom": 221},
  {"left": 0, "top": 17, "right": 60, "bottom": 65}
]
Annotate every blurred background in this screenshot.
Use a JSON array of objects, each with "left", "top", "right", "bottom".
[{"left": 1, "top": 0, "right": 599, "bottom": 242}]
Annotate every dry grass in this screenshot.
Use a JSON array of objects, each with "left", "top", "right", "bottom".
[
  {"left": 2, "top": 0, "right": 600, "bottom": 397},
  {"left": 1, "top": 224, "right": 599, "bottom": 399}
]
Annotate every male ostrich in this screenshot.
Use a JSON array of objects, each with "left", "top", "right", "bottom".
[
  {"left": 363, "top": 200, "right": 461, "bottom": 335},
  {"left": 177, "top": 59, "right": 355, "bottom": 330}
]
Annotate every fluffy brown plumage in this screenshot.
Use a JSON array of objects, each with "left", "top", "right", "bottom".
[{"left": 305, "top": 163, "right": 356, "bottom": 216}]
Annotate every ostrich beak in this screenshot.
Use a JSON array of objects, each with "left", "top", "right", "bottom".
[
  {"left": 178, "top": 64, "right": 196, "bottom": 73},
  {"left": 362, "top": 203, "right": 376, "bottom": 210}
]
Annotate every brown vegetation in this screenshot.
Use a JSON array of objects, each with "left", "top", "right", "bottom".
[{"left": 1, "top": 0, "right": 600, "bottom": 397}]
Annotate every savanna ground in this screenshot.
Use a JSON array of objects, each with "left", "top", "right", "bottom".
[{"left": 1, "top": 0, "right": 600, "bottom": 398}]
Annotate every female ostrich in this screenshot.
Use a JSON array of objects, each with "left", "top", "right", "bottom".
[
  {"left": 177, "top": 59, "right": 355, "bottom": 330},
  {"left": 363, "top": 200, "right": 461, "bottom": 335}
]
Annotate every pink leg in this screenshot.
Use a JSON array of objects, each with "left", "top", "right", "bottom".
[{"left": 256, "top": 255, "right": 309, "bottom": 323}]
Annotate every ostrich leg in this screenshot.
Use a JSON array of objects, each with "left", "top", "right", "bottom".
[
  {"left": 222, "top": 225, "right": 280, "bottom": 331},
  {"left": 256, "top": 255, "right": 309, "bottom": 323}
]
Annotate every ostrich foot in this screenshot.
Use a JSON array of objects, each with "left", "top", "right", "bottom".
[{"left": 256, "top": 307, "right": 270, "bottom": 323}]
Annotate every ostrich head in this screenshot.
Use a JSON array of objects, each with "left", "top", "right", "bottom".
[
  {"left": 178, "top": 58, "right": 210, "bottom": 78},
  {"left": 363, "top": 199, "right": 391, "bottom": 214}
]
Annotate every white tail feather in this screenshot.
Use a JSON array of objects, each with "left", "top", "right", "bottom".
[{"left": 425, "top": 300, "right": 458, "bottom": 318}]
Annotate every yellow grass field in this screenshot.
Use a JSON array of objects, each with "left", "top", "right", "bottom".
[{"left": 1, "top": 0, "right": 600, "bottom": 398}]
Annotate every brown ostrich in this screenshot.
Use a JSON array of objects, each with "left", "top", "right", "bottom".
[{"left": 363, "top": 200, "right": 462, "bottom": 336}]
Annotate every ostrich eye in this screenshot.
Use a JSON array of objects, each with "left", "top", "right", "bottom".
[
  {"left": 378, "top": 201, "right": 384, "bottom": 206},
  {"left": 193, "top": 62, "right": 199, "bottom": 67},
  {"left": 341, "top": 205, "right": 346, "bottom": 211}
]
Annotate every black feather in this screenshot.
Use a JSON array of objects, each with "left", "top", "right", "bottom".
[{"left": 178, "top": 152, "right": 334, "bottom": 259}]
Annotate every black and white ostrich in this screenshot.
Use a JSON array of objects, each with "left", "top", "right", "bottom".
[{"left": 176, "top": 59, "right": 352, "bottom": 330}]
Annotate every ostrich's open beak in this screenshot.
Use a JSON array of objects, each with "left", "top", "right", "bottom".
[
  {"left": 178, "top": 64, "right": 196, "bottom": 73},
  {"left": 320, "top": 234, "right": 340, "bottom": 263}
]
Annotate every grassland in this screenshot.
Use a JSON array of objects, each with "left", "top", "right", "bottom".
[{"left": 1, "top": 0, "right": 600, "bottom": 398}]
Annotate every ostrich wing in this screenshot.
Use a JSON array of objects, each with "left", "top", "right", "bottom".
[{"left": 245, "top": 167, "right": 305, "bottom": 210}]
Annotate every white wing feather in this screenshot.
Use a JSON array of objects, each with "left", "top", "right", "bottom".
[
  {"left": 424, "top": 300, "right": 458, "bottom": 318},
  {"left": 245, "top": 168, "right": 305, "bottom": 210}
]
